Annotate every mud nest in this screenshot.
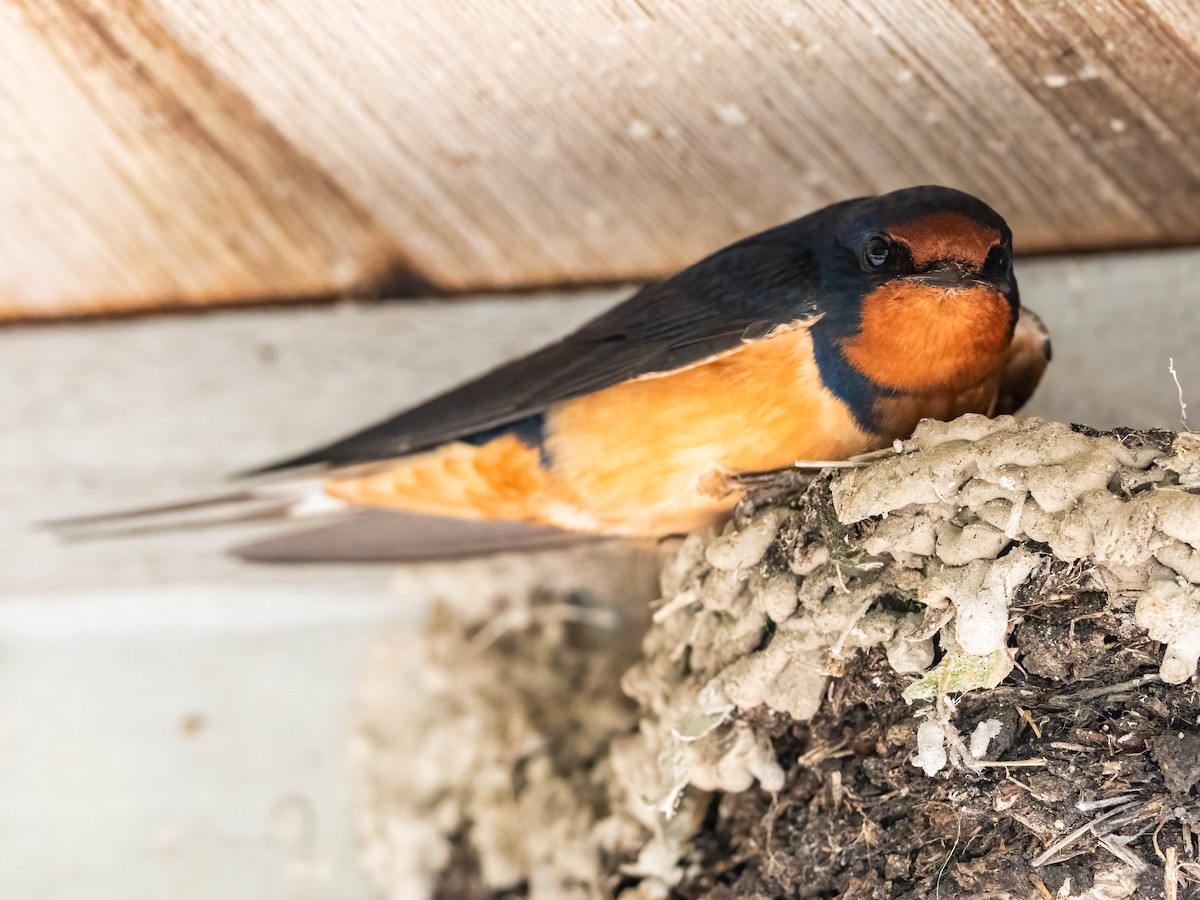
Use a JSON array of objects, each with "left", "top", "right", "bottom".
[{"left": 359, "top": 416, "right": 1200, "bottom": 900}]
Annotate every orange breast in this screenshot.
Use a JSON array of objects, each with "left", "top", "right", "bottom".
[
  {"left": 324, "top": 327, "right": 875, "bottom": 536},
  {"left": 874, "top": 373, "right": 1004, "bottom": 440},
  {"left": 544, "top": 327, "right": 875, "bottom": 534}
]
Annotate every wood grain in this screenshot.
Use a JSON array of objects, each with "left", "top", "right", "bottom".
[{"left": 1, "top": 0, "right": 1198, "bottom": 318}]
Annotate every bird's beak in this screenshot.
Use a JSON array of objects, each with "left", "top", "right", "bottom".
[{"left": 908, "top": 262, "right": 987, "bottom": 289}]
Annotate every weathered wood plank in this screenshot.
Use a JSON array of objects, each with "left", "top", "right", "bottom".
[{"left": 1, "top": 0, "right": 1198, "bottom": 318}]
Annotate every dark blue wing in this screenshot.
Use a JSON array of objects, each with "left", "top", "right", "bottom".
[{"left": 253, "top": 223, "right": 825, "bottom": 472}]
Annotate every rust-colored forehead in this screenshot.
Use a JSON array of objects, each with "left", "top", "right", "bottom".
[{"left": 888, "top": 211, "right": 1000, "bottom": 268}]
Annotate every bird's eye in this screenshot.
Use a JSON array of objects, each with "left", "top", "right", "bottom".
[{"left": 862, "top": 234, "right": 891, "bottom": 270}]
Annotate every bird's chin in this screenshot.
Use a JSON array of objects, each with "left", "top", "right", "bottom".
[{"left": 903, "top": 272, "right": 992, "bottom": 291}]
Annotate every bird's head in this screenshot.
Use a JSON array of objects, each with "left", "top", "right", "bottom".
[{"left": 816, "top": 185, "right": 1021, "bottom": 392}]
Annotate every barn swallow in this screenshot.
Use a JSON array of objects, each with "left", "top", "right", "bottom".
[{"left": 55, "top": 186, "right": 1050, "bottom": 560}]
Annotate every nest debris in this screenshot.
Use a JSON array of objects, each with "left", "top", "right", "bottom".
[{"left": 358, "top": 415, "right": 1200, "bottom": 900}]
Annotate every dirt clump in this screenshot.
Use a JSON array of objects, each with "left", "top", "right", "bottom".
[{"left": 360, "top": 417, "right": 1200, "bottom": 900}]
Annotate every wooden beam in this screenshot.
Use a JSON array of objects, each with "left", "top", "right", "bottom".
[{"left": 2, "top": 1, "right": 1199, "bottom": 318}]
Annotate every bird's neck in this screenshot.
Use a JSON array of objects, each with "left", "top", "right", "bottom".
[
  {"left": 839, "top": 282, "right": 1016, "bottom": 393},
  {"left": 812, "top": 282, "right": 1016, "bottom": 434}
]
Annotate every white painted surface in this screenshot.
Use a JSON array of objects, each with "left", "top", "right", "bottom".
[
  {"left": 1, "top": 250, "right": 1198, "bottom": 898},
  {"left": 0, "top": 590, "right": 396, "bottom": 900},
  {"left": 0, "top": 290, "right": 620, "bottom": 900},
  {"left": 1019, "top": 250, "right": 1200, "bottom": 431}
]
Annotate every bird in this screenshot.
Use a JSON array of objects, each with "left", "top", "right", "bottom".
[{"left": 53, "top": 185, "right": 1050, "bottom": 561}]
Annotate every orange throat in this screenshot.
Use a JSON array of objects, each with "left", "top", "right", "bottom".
[{"left": 839, "top": 281, "right": 1015, "bottom": 394}]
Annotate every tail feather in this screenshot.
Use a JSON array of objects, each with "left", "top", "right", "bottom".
[
  {"left": 43, "top": 490, "right": 260, "bottom": 528},
  {"left": 43, "top": 427, "right": 588, "bottom": 560},
  {"left": 43, "top": 479, "right": 587, "bottom": 562},
  {"left": 232, "top": 510, "right": 588, "bottom": 563},
  {"left": 43, "top": 481, "right": 343, "bottom": 542}
]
